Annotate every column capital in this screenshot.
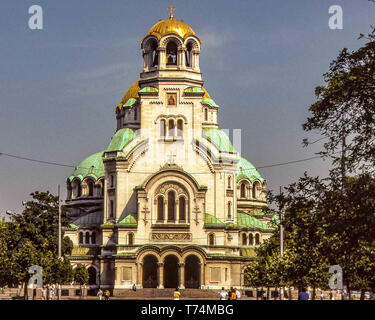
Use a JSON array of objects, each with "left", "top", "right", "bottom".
[
  {"left": 157, "top": 262, "right": 164, "bottom": 267},
  {"left": 178, "top": 263, "right": 185, "bottom": 268}
]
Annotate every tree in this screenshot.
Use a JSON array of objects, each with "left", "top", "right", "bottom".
[
  {"left": 74, "top": 264, "right": 89, "bottom": 299},
  {"left": 3, "top": 191, "right": 71, "bottom": 299},
  {"left": 303, "top": 27, "right": 375, "bottom": 173}
]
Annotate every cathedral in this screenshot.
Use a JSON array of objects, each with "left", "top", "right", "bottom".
[{"left": 64, "top": 8, "right": 275, "bottom": 293}]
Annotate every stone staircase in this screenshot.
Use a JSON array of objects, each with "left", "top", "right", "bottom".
[{"left": 113, "top": 288, "right": 219, "bottom": 299}]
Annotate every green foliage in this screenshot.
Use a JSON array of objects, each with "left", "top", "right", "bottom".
[{"left": 74, "top": 264, "right": 89, "bottom": 286}]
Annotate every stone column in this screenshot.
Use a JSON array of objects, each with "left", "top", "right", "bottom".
[
  {"left": 136, "top": 262, "right": 143, "bottom": 288},
  {"left": 157, "top": 263, "right": 164, "bottom": 289},
  {"left": 200, "top": 262, "right": 205, "bottom": 289},
  {"left": 178, "top": 263, "right": 185, "bottom": 289}
]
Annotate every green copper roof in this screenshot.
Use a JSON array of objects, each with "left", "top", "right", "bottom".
[
  {"left": 202, "top": 98, "right": 219, "bottom": 108},
  {"left": 203, "top": 128, "right": 235, "bottom": 153},
  {"left": 205, "top": 213, "right": 225, "bottom": 226},
  {"left": 237, "top": 212, "right": 273, "bottom": 231},
  {"left": 237, "top": 156, "right": 264, "bottom": 183},
  {"left": 117, "top": 214, "right": 137, "bottom": 225},
  {"left": 139, "top": 86, "right": 158, "bottom": 93},
  {"left": 123, "top": 98, "right": 137, "bottom": 108},
  {"left": 106, "top": 128, "right": 135, "bottom": 153},
  {"left": 184, "top": 87, "right": 205, "bottom": 94},
  {"left": 68, "top": 151, "right": 105, "bottom": 182},
  {"left": 240, "top": 248, "right": 257, "bottom": 257}
]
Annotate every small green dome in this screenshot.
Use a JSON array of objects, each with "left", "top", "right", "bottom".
[
  {"left": 237, "top": 157, "right": 264, "bottom": 183},
  {"left": 68, "top": 151, "right": 105, "bottom": 182},
  {"left": 105, "top": 128, "right": 135, "bottom": 153}
]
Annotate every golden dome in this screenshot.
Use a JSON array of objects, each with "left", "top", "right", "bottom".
[
  {"left": 144, "top": 18, "right": 199, "bottom": 42},
  {"left": 120, "top": 80, "right": 140, "bottom": 106}
]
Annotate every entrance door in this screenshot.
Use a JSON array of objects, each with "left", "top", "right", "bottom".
[
  {"left": 185, "top": 255, "right": 200, "bottom": 288},
  {"left": 163, "top": 255, "right": 179, "bottom": 288},
  {"left": 143, "top": 255, "right": 158, "bottom": 288}
]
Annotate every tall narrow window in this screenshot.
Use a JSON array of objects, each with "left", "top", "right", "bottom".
[
  {"left": 177, "top": 119, "right": 183, "bottom": 138},
  {"left": 166, "top": 41, "right": 177, "bottom": 65},
  {"left": 77, "top": 182, "right": 82, "bottom": 197},
  {"left": 249, "top": 234, "right": 254, "bottom": 246},
  {"left": 160, "top": 119, "right": 166, "bottom": 137},
  {"left": 151, "top": 41, "right": 158, "bottom": 67},
  {"left": 88, "top": 181, "right": 94, "bottom": 197},
  {"left": 134, "top": 107, "right": 137, "bottom": 120},
  {"left": 228, "top": 176, "right": 231, "bottom": 189},
  {"left": 167, "top": 191, "right": 175, "bottom": 221},
  {"left": 227, "top": 202, "right": 232, "bottom": 219},
  {"left": 204, "top": 108, "right": 208, "bottom": 121},
  {"left": 168, "top": 119, "right": 175, "bottom": 137},
  {"left": 157, "top": 196, "right": 164, "bottom": 221},
  {"left": 110, "top": 175, "right": 114, "bottom": 188},
  {"left": 185, "top": 42, "right": 193, "bottom": 67},
  {"left": 79, "top": 232, "right": 83, "bottom": 244},
  {"left": 252, "top": 182, "right": 259, "bottom": 199},
  {"left": 242, "top": 233, "right": 247, "bottom": 245},
  {"left": 128, "top": 233, "right": 134, "bottom": 245},
  {"left": 209, "top": 233, "right": 215, "bottom": 246},
  {"left": 110, "top": 200, "right": 114, "bottom": 218},
  {"left": 91, "top": 232, "right": 96, "bottom": 244},
  {"left": 85, "top": 232, "right": 90, "bottom": 244},
  {"left": 179, "top": 196, "right": 186, "bottom": 221},
  {"left": 255, "top": 233, "right": 260, "bottom": 245},
  {"left": 240, "top": 183, "right": 246, "bottom": 198}
]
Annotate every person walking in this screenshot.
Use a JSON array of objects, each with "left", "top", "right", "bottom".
[
  {"left": 235, "top": 288, "right": 241, "bottom": 300},
  {"left": 219, "top": 287, "right": 228, "bottom": 300},
  {"left": 132, "top": 284, "right": 137, "bottom": 292},
  {"left": 41, "top": 285, "right": 47, "bottom": 300},
  {"left": 262, "top": 291, "right": 267, "bottom": 300},
  {"left": 97, "top": 288, "right": 103, "bottom": 300},
  {"left": 173, "top": 288, "right": 181, "bottom": 300},
  {"left": 231, "top": 288, "right": 237, "bottom": 300},
  {"left": 320, "top": 292, "right": 324, "bottom": 300},
  {"left": 104, "top": 289, "right": 110, "bottom": 300},
  {"left": 298, "top": 288, "right": 309, "bottom": 300}
]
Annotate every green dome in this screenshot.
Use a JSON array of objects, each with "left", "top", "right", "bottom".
[
  {"left": 237, "top": 156, "right": 264, "bottom": 183},
  {"left": 68, "top": 151, "right": 105, "bottom": 182},
  {"left": 106, "top": 128, "right": 135, "bottom": 153}
]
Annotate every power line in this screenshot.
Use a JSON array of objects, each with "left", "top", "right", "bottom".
[{"left": 0, "top": 151, "right": 327, "bottom": 173}]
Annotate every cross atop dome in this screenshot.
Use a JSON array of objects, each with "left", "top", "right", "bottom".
[{"left": 168, "top": 3, "right": 176, "bottom": 20}]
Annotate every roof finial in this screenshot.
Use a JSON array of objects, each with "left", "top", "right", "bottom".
[{"left": 168, "top": 3, "right": 175, "bottom": 20}]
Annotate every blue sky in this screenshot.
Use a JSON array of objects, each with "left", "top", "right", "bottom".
[{"left": 0, "top": 0, "right": 374, "bottom": 215}]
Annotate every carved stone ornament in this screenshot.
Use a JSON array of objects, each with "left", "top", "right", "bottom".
[{"left": 151, "top": 233, "right": 192, "bottom": 241}]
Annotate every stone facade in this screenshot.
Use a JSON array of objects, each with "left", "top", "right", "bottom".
[{"left": 64, "top": 14, "right": 275, "bottom": 292}]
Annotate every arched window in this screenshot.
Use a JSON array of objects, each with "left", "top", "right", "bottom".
[
  {"left": 88, "top": 267, "right": 97, "bottom": 285},
  {"left": 240, "top": 183, "right": 246, "bottom": 198},
  {"left": 151, "top": 41, "right": 158, "bottom": 67},
  {"left": 77, "top": 181, "right": 82, "bottom": 197},
  {"left": 79, "top": 232, "right": 83, "bottom": 244},
  {"left": 242, "top": 233, "right": 247, "bottom": 246},
  {"left": 179, "top": 196, "right": 186, "bottom": 221},
  {"left": 91, "top": 232, "right": 96, "bottom": 244},
  {"left": 252, "top": 182, "right": 259, "bottom": 199},
  {"left": 177, "top": 119, "right": 183, "bottom": 138},
  {"left": 204, "top": 108, "right": 208, "bottom": 121},
  {"left": 209, "top": 233, "right": 215, "bottom": 246},
  {"left": 227, "top": 202, "right": 232, "bottom": 219},
  {"left": 166, "top": 41, "right": 177, "bottom": 65},
  {"left": 255, "top": 233, "right": 260, "bottom": 245},
  {"left": 249, "top": 233, "right": 254, "bottom": 246},
  {"left": 168, "top": 119, "right": 175, "bottom": 137},
  {"left": 185, "top": 42, "right": 193, "bottom": 67},
  {"left": 88, "top": 181, "right": 94, "bottom": 197},
  {"left": 167, "top": 191, "right": 175, "bottom": 221},
  {"left": 228, "top": 176, "right": 231, "bottom": 189},
  {"left": 160, "top": 119, "right": 166, "bottom": 137},
  {"left": 128, "top": 232, "right": 134, "bottom": 245},
  {"left": 85, "top": 232, "right": 90, "bottom": 244},
  {"left": 157, "top": 196, "right": 164, "bottom": 221}
]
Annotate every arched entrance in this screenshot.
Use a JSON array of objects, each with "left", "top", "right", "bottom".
[
  {"left": 163, "top": 255, "right": 179, "bottom": 288},
  {"left": 88, "top": 266, "right": 97, "bottom": 285},
  {"left": 184, "top": 255, "right": 201, "bottom": 288},
  {"left": 143, "top": 255, "right": 158, "bottom": 288}
]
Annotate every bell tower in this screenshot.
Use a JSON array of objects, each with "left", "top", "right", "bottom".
[{"left": 140, "top": 7, "right": 202, "bottom": 86}]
